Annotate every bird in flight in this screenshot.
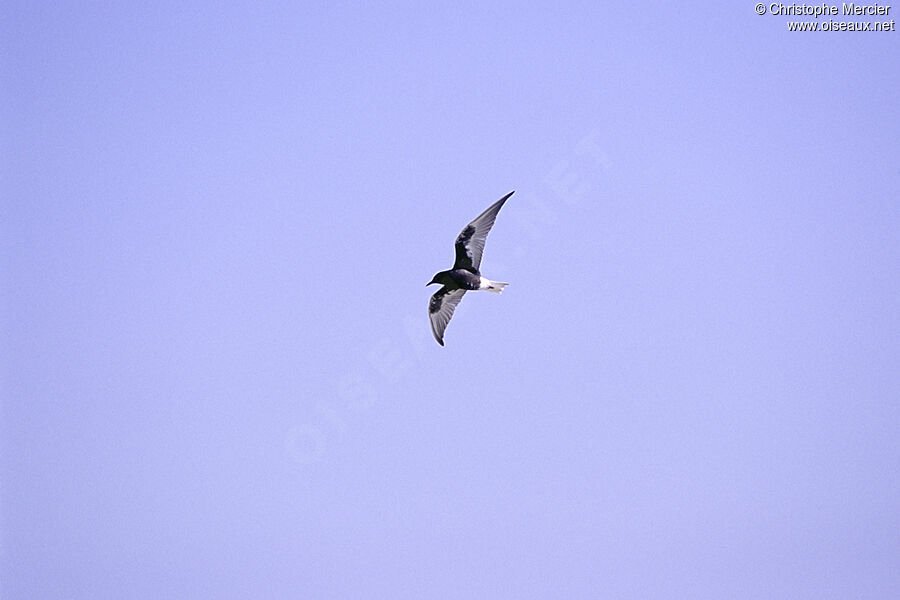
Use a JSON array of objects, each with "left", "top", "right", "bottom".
[{"left": 426, "top": 190, "right": 514, "bottom": 346}]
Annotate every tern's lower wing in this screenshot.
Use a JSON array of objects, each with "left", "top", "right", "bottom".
[{"left": 428, "top": 287, "right": 467, "bottom": 346}]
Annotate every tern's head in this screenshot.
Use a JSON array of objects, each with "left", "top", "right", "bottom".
[{"left": 427, "top": 271, "right": 448, "bottom": 286}]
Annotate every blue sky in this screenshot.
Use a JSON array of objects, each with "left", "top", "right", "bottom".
[{"left": 2, "top": 2, "right": 898, "bottom": 598}]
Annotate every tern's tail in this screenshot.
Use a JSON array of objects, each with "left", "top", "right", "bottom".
[{"left": 484, "top": 280, "right": 509, "bottom": 294}]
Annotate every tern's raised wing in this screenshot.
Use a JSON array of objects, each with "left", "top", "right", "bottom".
[{"left": 453, "top": 190, "right": 514, "bottom": 272}]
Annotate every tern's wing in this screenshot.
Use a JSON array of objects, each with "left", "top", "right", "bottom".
[
  {"left": 428, "top": 287, "right": 467, "bottom": 346},
  {"left": 453, "top": 190, "right": 514, "bottom": 272}
]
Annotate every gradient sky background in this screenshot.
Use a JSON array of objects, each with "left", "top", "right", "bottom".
[{"left": 2, "top": 2, "right": 898, "bottom": 598}]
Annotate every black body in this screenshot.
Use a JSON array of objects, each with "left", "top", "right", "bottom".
[{"left": 427, "top": 268, "right": 482, "bottom": 291}]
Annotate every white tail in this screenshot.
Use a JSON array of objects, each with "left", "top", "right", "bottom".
[{"left": 483, "top": 280, "right": 509, "bottom": 294}]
